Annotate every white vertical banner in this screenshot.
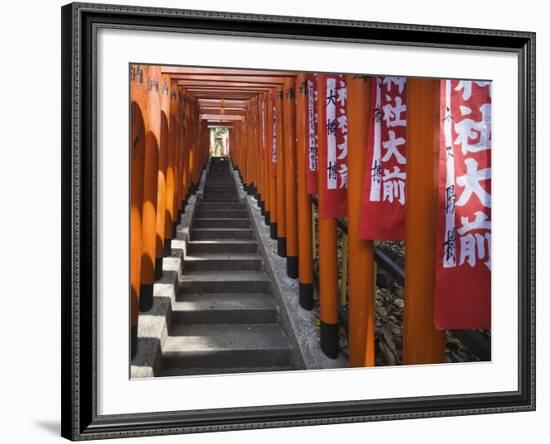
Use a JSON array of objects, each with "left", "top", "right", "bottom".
[
  {"left": 326, "top": 77, "right": 337, "bottom": 190},
  {"left": 369, "top": 77, "right": 383, "bottom": 201}
]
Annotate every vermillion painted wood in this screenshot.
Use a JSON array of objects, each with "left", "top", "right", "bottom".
[
  {"left": 347, "top": 75, "right": 375, "bottom": 367},
  {"left": 139, "top": 65, "right": 161, "bottom": 310},
  {"left": 295, "top": 73, "right": 314, "bottom": 307},
  {"left": 129, "top": 64, "right": 146, "bottom": 353},
  {"left": 316, "top": 74, "right": 339, "bottom": 358},
  {"left": 283, "top": 77, "right": 299, "bottom": 277},
  {"left": 275, "top": 85, "right": 287, "bottom": 256},
  {"left": 403, "top": 78, "right": 446, "bottom": 364}
]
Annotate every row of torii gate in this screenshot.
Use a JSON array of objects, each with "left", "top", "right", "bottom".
[{"left": 130, "top": 64, "right": 446, "bottom": 366}]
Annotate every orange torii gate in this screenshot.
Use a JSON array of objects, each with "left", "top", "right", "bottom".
[
  {"left": 131, "top": 65, "right": 447, "bottom": 366},
  {"left": 129, "top": 65, "right": 210, "bottom": 358}
]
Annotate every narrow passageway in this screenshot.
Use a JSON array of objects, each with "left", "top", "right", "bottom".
[
  {"left": 160, "top": 157, "right": 294, "bottom": 376},
  {"left": 130, "top": 65, "right": 492, "bottom": 379}
]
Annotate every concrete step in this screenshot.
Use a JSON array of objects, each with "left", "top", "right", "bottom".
[
  {"left": 161, "top": 324, "right": 292, "bottom": 368},
  {"left": 202, "top": 194, "right": 239, "bottom": 202},
  {"left": 187, "top": 239, "right": 258, "bottom": 254},
  {"left": 203, "top": 188, "right": 237, "bottom": 192},
  {"left": 159, "top": 365, "right": 293, "bottom": 377},
  {"left": 191, "top": 228, "right": 254, "bottom": 240},
  {"left": 204, "top": 187, "right": 235, "bottom": 193},
  {"left": 204, "top": 182, "right": 235, "bottom": 188},
  {"left": 195, "top": 209, "right": 248, "bottom": 218},
  {"left": 183, "top": 253, "right": 262, "bottom": 271},
  {"left": 171, "top": 293, "right": 276, "bottom": 323},
  {"left": 193, "top": 218, "right": 250, "bottom": 229},
  {"left": 178, "top": 271, "right": 270, "bottom": 293},
  {"left": 197, "top": 201, "right": 246, "bottom": 211}
]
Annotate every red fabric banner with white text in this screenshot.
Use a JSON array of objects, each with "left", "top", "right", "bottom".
[
  {"left": 360, "top": 77, "right": 408, "bottom": 240},
  {"left": 319, "top": 74, "right": 348, "bottom": 218},
  {"left": 306, "top": 73, "right": 319, "bottom": 194},
  {"left": 434, "top": 79, "right": 492, "bottom": 330},
  {"left": 271, "top": 92, "right": 277, "bottom": 177}
]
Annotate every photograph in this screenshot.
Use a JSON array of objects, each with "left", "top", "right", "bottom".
[
  {"left": 59, "top": 1, "right": 536, "bottom": 439},
  {"left": 1, "top": 0, "right": 545, "bottom": 443},
  {"left": 129, "top": 64, "right": 493, "bottom": 379}
]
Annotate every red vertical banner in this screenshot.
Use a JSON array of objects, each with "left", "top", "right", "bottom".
[
  {"left": 306, "top": 73, "right": 319, "bottom": 194},
  {"left": 319, "top": 74, "right": 348, "bottom": 218},
  {"left": 435, "top": 79, "right": 492, "bottom": 330},
  {"left": 360, "top": 77, "right": 407, "bottom": 240},
  {"left": 271, "top": 91, "right": 277, "bottom": 177}
]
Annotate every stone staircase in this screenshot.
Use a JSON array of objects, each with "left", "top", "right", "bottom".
[{"left": 159, "top": 157, "right": 294, "bottom": 376}]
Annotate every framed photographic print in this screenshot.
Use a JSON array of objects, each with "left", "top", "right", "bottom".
[{"left": 61, "top": 2, "right": 535, "bottom": 440}]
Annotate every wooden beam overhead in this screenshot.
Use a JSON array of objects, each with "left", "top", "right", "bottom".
[
  {"left": 177, "top": 82, "right": 275, "bottom": 89},
  {"left": 199, "top": 109, "right": 247, "bottom": 115},
  {"left": 201, "top": 114, "right": 243, "bottom": 121},
  {"left": 179, "top": 86, "right": 276, "bottom": 94},
  {"left": 161, "top": 66, "right": 297, "bottom": 77},
  {"left": 201, "top": 106, "right": 246, "bottom": 111},
  {"left": 185, "top": 87, "right": 270, "bottom": 93},
  {"left": 193, "top": 93, "right": 256, "bottom": 100},
  {"left": 198, "top": 99, "right": 247, "bottom": 105},
  {"left": 173, "top": 76, "right": 286, "bottom": 85}
]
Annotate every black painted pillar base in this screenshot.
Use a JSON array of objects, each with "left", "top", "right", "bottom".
[
  {"left": 181, "top": 199, "right": 187, "bottom": 212},
  {"left": 139, "top": 283, "right": 154, "bottom": 312},
  {"left": 277, "top": 237, "right": 287, "bottom": 257},
  {"left": 264, "top": 211, "right": 271, "bottom": 226},
  {"left": 286, "top": 256, "right": 298, "bottom": 279},
  {"left": 299, "top": 282, "right": 314, "bottom": 310},
  {"left": 259, "top": 199, "right": 265, "bottom": 216},
  {"left": 270, "top": 223, "right": 278, "bottom": 240},
  {"left": 320, "top": 321, "right": 339, "bottom": 359},
  {"left": 130, "top": 325, "right": 137, "bottom": 360},
  {"left": 172, "top": 221, "right": 179, "bottom": 238},
  {"left": 163, "top": 239, "right": 172, "bottom": 257},
  {"left": 154, "top": 257, "right": 163, "bottom": 281}
]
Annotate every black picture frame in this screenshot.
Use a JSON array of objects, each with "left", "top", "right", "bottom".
[{"left": 61, "top": 2, "right": 536, "bottom": 440}]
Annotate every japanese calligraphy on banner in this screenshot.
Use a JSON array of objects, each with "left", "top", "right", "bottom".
[
  {"left": 320, "top": 74, "right": 348, "bottom": 218},
  {"left": 360, "top": 77, "right": 407, "bottom": 240},
  {"left": 261, "top": 100, "right": 266, "bottom": 153},
  {"left": 306, "top": 73, "right": 318, "bottom": 194},
  {"left": 435, "top": 79, "right": 492, "bottom": 330},
  {"left": 271, "top": 98, "right": 277, "bottom": 176}
]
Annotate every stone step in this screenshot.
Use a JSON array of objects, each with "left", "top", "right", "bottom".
[
  {"left": 159, "top": 365, "right": 293, "bottom": 377},
  {"left": 182, "top": 253, "right": 262, "bottom": 271},
  {"left": 202, "top": 194, "right": 239, "bottom": 202},
  {"left": 197, "top": 202, "right": 246, "bottom": 211},
  {"left": 191, "top": 228, "right": 254, "bottom": 240},
  {"left": 203, "top": 188, "right": 237, "bottom": 193},
  {"left": 161, "top": 324, "right": 292, "bottom": 369},
  {"left": 187, "top": 239, "right": 258, "bottom": 254},
  {"left": 203, "top": 190, "right": 236, "bottom": 196},
  {"left": 204, "top": 182, "right": 235, "bottom": 187},
  {"left": 193, "top": 218, "right": 250, "bottom": 229},
  {"left": 178, "top": 271, "right": 270, "bottom": 293},
  {"left": 171, "top": 293, "right": 276, "bottom": 323},
  {"left": 195, "top": 209, "right": 248, "bottom": 219},
  {"left": 203, "top": 188, "right": 237, "bottom": 194}
]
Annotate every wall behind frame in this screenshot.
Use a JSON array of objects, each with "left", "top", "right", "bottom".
[{"left": 0, "top": 0, "right": 545, "bottom": 443}]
